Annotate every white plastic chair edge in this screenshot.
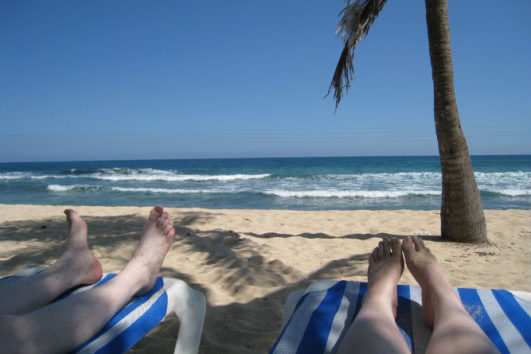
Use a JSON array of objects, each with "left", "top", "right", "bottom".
[{"left": 163, "top": 278, "right": 206, "bottom": 354}]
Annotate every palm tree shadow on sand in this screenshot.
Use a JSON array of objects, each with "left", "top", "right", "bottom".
[
  {"left": 133, "top": 213, "right": 444, "bottom": 354},
  {"left": 0, "top": 212, "right": 443, "bottom": 354}
]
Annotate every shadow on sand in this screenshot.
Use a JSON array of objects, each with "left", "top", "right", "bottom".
[{"left": 0, "top": 210, "right": 442, "bottom": 354}]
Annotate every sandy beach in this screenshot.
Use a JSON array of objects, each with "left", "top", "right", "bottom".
[{"left": 0, "top": 204, "right": 529, "bottom": 353}]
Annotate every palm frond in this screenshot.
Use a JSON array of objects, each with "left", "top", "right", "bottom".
[{"left": 328, "top": 0, "right": 387, "bottom": 110}]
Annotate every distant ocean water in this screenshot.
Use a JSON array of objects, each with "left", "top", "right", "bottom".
[{"left": 0, "top": 156, "right": 529, "bottom": 210}]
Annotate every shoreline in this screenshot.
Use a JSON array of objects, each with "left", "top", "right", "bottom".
[
  {"left": 1, "top": 204, "right": 530, "bottom": 353},
  {"left": 1, "top": 203, "right": 529, "bottom": 215}
]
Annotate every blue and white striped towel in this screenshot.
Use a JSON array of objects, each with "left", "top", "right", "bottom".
[
  {"left": 270, "top": 280, "right": 531, "bottom": 354},
  {"left": 74, "top": 273, "right": 168, "bottom": 354}
]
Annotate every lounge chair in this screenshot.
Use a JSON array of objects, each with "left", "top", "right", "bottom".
[
  {"left": 271, "top": 280, "right": 531, "bottom": 354},
  {"left": 1, "top": 267, "right": 206, "bottom": 354}
]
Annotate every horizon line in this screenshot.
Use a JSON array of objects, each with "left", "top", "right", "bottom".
[{"left": 1, "top": 153, "right": 530, "bottom": 164}]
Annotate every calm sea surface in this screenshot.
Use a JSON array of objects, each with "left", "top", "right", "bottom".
[{"left": 0, "top": 156, "right": 529, "bottom": 210}]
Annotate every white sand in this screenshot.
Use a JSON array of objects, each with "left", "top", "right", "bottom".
[{"left": 0, "top": 205, "right": 529, "bottom": 353}]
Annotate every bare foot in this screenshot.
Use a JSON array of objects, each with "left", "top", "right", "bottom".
[
  {"left": 51, "top": 210, "right": 102, "bottom": 287},
  {"left": 126, "top": 206, "right": 175, "bottom": 295},
  {"left": 364, "top": 238, "right": 404, "bottom": 317},
  {"left": 402, "top": 236, "right": 454, "bottom": 327}
]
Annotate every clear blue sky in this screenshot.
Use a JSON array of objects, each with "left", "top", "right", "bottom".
[{"left": 1, "top": 0, "right": 530, "bottom": 162}]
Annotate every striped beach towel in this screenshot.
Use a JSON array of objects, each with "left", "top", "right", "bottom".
[
  {"left": 74, "top": 273, "right": 168, "bottom": 353},
  {"left": 271, "top": 280, "right": 531, "bottom": 354}
]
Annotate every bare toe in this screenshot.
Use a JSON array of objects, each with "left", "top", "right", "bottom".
[
  {"left": 390, "top": 238, "right": 401, "bottom": 254},
  {"left": 402, "top": 236, "right": 451, "bottom": 327},
  {"left": 412, "top": 236, "right": 425, "bottom": 251},
  {"left": 64, "top": 209, "right": 87, "bottom": 242},
  {"left": 382, "top": 238, "right": 391, "bottom": 256},
  {"left": 377, "top": 241, "right": 384, "bottom": 258},
  {"left": 55, "top": 210, "right": 102, "bottom": 286},
  {"left": 402, "top": 236, "right": 416, "bottom": 260},
  {"left": 365, "top": 238, "right": 404, "bottom": 317},
  {"left": 127, "top": 206, "right": 175, "bottom": 295},
  {"left": 402, "top": 236, "right": 437, "bottom": 275},
  {"left": 149, "top": 205, "right": 164, "bottom": 221}
]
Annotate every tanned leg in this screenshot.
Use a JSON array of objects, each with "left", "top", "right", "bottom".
[
  {"left": 338, "top": 238, "right": 409, "bottom": 354},
  {"left": 0, "top": 206, "right": 175, "bottom": 354},
  {"left": 0, "top": 209, "right": 102, "bottom": 315},
  {"left": 402, "top": 236, "right": 499, "bottom": 354}
]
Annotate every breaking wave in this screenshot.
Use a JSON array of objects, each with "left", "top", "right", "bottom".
[
  {"left": 111, "top": 187, "right": 219, "bottom": 194},
  {"left": 94, "top": 171, "right": 271, "bottom": 182},
  {"left": 263, "top": 189, "right": 441, "bottom": 198},
  {"left": 47, "top": 184, "right": 104, "bottom": 192}
]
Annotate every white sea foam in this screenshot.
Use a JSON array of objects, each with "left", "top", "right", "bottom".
[
  {"left": 309, "top": 172, "right": 443, "bottom": 190},
  {"left": 323, "top": 170, "right": 530, "bottom": 182},
  {"left": 31, "top": 175, "right": 69, "bottom": 180},
  {"left": 95, "top": 172, "right": 270, "bottom": 182},
  {"left": 475, "top": 171, "right": 530, "bottom": 186},
  {"left": 483, "top": 188, "right": 531, "bottom": 196},
  {"left": 475, "top": 171, "right": 531, "bottom": 179},
  {"left": 263, "top": 189, "right": 441, "bottom": 198},
  {"left": 48, "top": 184, "right": 78, "bottom": 192},
  {"left": 47, "top": 184, "right": 102, "bottom": 192},
  {"left": 1, "top": 172, "right": 74, "bottom": 180},
  {"left": 100, "top": 167, "right": 173, "bottom": 175},
  {"left": 0, "top": 172, "right": 33, "bottom": 180},
  {"left": 16, "top": 167, "right": 531, "bottom": 202},
  {"left": 111, "top": 187, "right": 218, "bottom": 194},
  {"left": 325, "top": 172, "right": 441, "bottom": 179}
]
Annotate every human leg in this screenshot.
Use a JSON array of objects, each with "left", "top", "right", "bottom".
[
  {"left": 0, "top": 209, "right": 102, "bottom": 315},
  {"left": 0, "top": 206, "right": 175, "bottom": 354},
  {"left": 402, "top": 236, "right": 498, "bottom": 354},
  {"left": 337, "top": 238, "right": 409, "bottom": 354}
]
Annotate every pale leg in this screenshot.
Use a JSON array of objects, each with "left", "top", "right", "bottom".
[
  {"left": 402, "top": 236, "right": 499, "bottom": 354},
  {"left": 0, "top": 210, "right": 102, "bottom": 315},
  {"left": 0, "top": 206, "right": 175, "bottom": 354},
  {"left": 338, "top": 238, "right": 409, "bottom": 354}
]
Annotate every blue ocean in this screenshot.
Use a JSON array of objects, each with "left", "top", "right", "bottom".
[{"left": 0, "top": 156, "right": 529, "bottom": 210}]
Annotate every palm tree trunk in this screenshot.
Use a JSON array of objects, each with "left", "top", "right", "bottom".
[{"left": 425, "top": 0, "right": 487, "bottom": 243}]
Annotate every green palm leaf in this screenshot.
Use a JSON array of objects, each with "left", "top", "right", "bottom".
[{"left": 328, "top": 0, "right": 387, "bottom": 109}]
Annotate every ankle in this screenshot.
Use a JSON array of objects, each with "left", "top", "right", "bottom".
[
  {"left": 43, "top": 264, "right": 78, "bottom": 289},
  {"left": 360, "top": 295, "right": 398, "bottom": 320},
  {"left": 121, "top": 261, "right": 151, "bottom": 291},
  {"left": 363, "top": 289, "right": 397, "bottom": 308}
]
